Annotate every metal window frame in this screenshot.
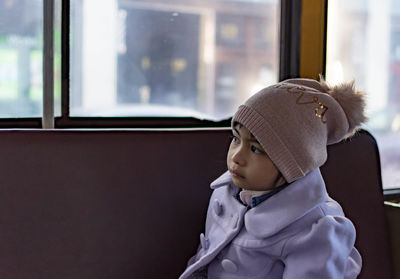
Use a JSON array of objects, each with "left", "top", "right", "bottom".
[
  {"left": 299, "top": 0, "right": 327, "bottom": 79},
  {"left": 279, "top": 0, "right": 302, "bottom": 81},
  {"left": 43, "top": 0, "right": 55, "bottom": 129}
]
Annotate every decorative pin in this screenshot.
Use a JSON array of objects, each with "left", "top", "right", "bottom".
[
  {"left": 315, "top": 103, "right": 328, "bottom": 123},
  {"left": 278, "top": 85, "right": 328, "bottom": 124}
]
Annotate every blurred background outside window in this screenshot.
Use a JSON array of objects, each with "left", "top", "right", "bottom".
[
  {"left": 327, "top": 0, "right": 400, "bottom": 189},
  {"left": 70, "top": 0, "right": 280, "bottom": 120},
  {"left": 0, "top": 0, "right": 61, "bottom": 118}
]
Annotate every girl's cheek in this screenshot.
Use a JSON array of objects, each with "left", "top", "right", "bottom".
[{"left": 226, "top": 149, "right": 233, "bottom": 165}]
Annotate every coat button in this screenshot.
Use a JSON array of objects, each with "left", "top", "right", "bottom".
[
  {"left": 221, "top": 259, "right": 237, "bottom": 273},
  {"left": 200, "top": 233, "right": 209, "bottom": 250},
  {"left": 213, "top": 199, "right": 223, "bottom": 216}
]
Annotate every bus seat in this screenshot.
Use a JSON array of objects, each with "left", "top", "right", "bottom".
[
  {"left": 0, "top": 129, "right": 393, "bottom": 278},
  {"left": 320, "top": 129, "right": 394, "bottom": 279}
]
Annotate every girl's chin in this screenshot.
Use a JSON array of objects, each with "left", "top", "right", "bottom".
[{"left": 232, "top": 176, "right": 245, "bottom": 185}]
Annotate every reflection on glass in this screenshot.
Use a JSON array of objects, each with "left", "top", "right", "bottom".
[
  {"left": 70, "top": 0, "right": 280, "bottom": 120},
  {"left": 327, "top": 0, "right": 400, "bottom": 188}
]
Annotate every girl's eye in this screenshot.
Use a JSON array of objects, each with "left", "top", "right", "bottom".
[
  {"left": 251, "top": 145, "right": 263, "bottom": 154},
  {"left": 232, "top": 136, "right": 240, "bottom": 144}
]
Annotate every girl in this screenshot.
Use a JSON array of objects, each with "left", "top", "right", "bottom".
[{"left": 179, "top": 78, "right": 364, "bottom": 279}]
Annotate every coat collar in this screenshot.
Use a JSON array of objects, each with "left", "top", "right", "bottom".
[
  {"left": 244, "top": 168, "right": 328, "bottom": 238},
  {"left": 209, "top": 169, "right": 328, "bottom": 238},
  {"left": 210, "top": 170, "right": 232, "bottom": 189}
]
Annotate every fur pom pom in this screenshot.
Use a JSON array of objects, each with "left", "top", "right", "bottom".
[{"left": 319, "top": 76, "right": 367, "bottom": 137}]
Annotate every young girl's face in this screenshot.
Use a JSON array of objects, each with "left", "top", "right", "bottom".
[{"left": 227, "top": 124, "right": 282, "bottom": 191}]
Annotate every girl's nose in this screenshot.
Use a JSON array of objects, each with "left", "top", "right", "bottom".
[{"left": 231, "top": 146, "right": 245, "bottom": 165}]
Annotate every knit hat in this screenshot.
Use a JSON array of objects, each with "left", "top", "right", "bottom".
[{"left": 232, "top": 77, "right": 367, "bottom": 183}]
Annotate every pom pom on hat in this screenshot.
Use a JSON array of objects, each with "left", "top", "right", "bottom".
[
  {"left": 285, "top": 76, "right": 367, "bottom": 139},
  {"left": 319, "top": 77, "right": 367, "bottom": 138},
  {"left": 232, "top": 77, "right": 367, "bottom": 183}
]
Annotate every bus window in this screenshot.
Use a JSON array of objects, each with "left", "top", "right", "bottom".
[
  {"left": 69, "top": 0, "right": 280, "bottom": 120},
  {"left": 327, "top": 0, "right": 400, "bottom": 189}
]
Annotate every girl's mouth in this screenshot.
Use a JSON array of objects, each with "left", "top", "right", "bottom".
[{"left": 230, "top": 169, "right": 245, "bottom": 179}]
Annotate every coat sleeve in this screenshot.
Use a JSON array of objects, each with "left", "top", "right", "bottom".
[{"left": 281, "top": 215, "right": 362, "bottom": 279}]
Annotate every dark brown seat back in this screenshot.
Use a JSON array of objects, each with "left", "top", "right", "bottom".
[
  {"left": 0, "top": 129, "right": 393, "bottom": 278},
  {"left": 320, "top": 130, "right": 393, "bottom": 279}
]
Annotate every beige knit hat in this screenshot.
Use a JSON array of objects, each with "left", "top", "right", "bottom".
[{"left": 232, "top": 77, "right": 367, "bottom": 183}]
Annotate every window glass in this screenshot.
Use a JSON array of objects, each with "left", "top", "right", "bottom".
[
  {"left": 70, "top": 0, "right": 280, "bottom": 120},
  {"left": 327, "top": 0, "right": 400, "bottom": 189},
  {"left": 0, "top": 0, "right": 61, "bottom": 118},
  {"left": 0, "top": 0, "right": 43, "bottom": 117}
]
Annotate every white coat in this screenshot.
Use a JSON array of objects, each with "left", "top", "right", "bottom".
[{"left": 179, "top": 168, "right": 362, "bottom": 279}]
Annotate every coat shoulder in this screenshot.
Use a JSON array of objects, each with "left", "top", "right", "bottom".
[{"left": 281, "top": 212, "right": 360, "bottom": 278}]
